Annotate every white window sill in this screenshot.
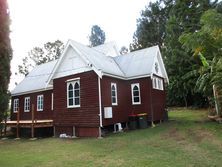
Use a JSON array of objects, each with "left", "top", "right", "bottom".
[
  {"left": 24, "top": 110, "right": 30, "bottom": 112},
  {"left": 37, "top": 110, "right": 43, "bottom": 112},
  {"left": 132, "top": 102, "right": 141, "bottom": 105},
  {"left": 112, "top": 103, "right": 118, "bottom": 106},
  {"left": 67, "top": 105, "right": 80, "bottom": 108},
  {"left": 153, "top": 87, "right": 164, "bottom": 91}
]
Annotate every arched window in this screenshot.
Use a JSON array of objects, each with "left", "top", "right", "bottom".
[
  {"left": 111, "top": 83, "right": 117, "bottom": 105},
  {"left": 67, "top": 79, "right": 80, "bottom": 107},
  {"left": 68, "top": 83, "right": 74, "bottom": 106},
  {"left": 74, "top": 82, "right": 80, "bottom": 106},
  {"left": 131, "top": 83, "right": 141, "bottom": 105}
]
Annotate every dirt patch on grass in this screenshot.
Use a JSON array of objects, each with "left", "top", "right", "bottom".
[
  {"left": 187, "top": 128, "right": 214, "bottom": 143},
  {"left": 162, "top": 128, "right": 186, "bottom": 142}
]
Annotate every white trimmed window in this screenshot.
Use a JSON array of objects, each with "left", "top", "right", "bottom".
[
  {"left": 13, "top": 99, "right": 19, "bottom": 113},
  {"left": 67, "top": 80, "right": 80, "bottom": 108},
  {"left": 131, "top": 83, "right": 141, "bottom": 105},
  {"left": 152, "top": 76, "right": 163, "bottom": 90},
  {"left": 37, "top": 95, "right": 44, "bottom": 111},
  {"left": 111, "top": 83, "right": 118, "bottom": 105},
  {"left": 24, "top": 97, "right": 30, "bottom": 112}
]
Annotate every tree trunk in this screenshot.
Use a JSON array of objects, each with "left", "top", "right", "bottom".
[
  {"left": 183, "top": 95, "right": 188, "bottom": 108},
  {"left": 4, "top": 118, "right": 7, "bottom": 136}
]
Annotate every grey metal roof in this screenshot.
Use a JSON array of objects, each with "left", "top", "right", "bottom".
[
  {"left": 11, "top": 60, "right": 57, "bottom": 95},
  {"left": 12, "top": 40, "right": 167, "bottom": 95},
  {"left": 114, "top": 46, "right": 158, "bottom": 78}
]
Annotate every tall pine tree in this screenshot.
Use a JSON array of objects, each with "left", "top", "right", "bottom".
[{"left": 0, "top": 0, "right": 12, "bottom": 134}]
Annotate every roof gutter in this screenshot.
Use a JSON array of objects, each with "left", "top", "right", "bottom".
[{"left": 11, "top": 87, "right": 53, "bottom": 97}]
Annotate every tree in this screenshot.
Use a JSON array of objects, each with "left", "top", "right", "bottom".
[
  {"left": 18, "top": 40, "right": 64, "bottom": 76},
  {"left": 0, "top": 0, "right": 12, "bottom": 136},
  {"left": 131, "top": 0, "right": 216, "bottom": 107},
  {"left": 164, "top": 0, "right": 216, "bottom": 107},
  {"left": 130, "top": 0, "right": 170, "bottom": 51},
  {"left": 119, "top": 46, "right": 129, "bottom": 55},
  {"left": 180, "top": 9, "right": 222, "bottom": 114},
  {"left": 89, "top": 25, "right": 106, "bottom": 47}
]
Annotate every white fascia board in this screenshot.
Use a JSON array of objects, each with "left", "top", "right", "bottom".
[
  {"left": 11, "top": 87, "right": 53, "bottom": 97},
  {"left": 157, "top": 51, "right": 169, "bottom": 84},
  {"left": 127, "top": 74, "right": 151, "bottom": 80},
  {"left": 102, "top": 72, "right": 151, "bottom": 80}
]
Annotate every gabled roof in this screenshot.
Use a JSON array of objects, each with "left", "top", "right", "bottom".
[
  {"left": 114, "top": 46, "right": 157, "bottom": 78},
  {"left": 69, "top": 40, "right": 125, "bottom": 77},
  {"left": 11, "top": 60, "right": 57, "bottom": 95},
  {"left": 12, "top": 40, "right": 168, "bottom": 96}
]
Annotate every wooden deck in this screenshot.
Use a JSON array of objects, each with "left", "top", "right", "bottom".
[
  {"left": 5, "top": 120, "right": 53, "bottom": 128},
  {"left": 3, "top": 105, "right": 54, "bottom": 138}
]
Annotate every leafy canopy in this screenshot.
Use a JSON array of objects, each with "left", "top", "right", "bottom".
[
  {"left": 180, "top": 9, "right": 222, "bottom": 99},
  {"left": 18, "top": 40, "right": 64, "bottom": 76}
]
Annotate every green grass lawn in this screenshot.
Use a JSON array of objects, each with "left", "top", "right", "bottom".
[{"left": 0, "top": 108, "right": 222, "bottom": 167}]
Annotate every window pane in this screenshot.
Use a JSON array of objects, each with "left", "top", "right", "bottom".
[
  {"left": 111, "top": 85, "right": 115, "bottom": 91},
  {"left": 68, "top": 83, "right": 73, "bottom": 90},
  {"left": 133, "top": 90, "right": 139, "bottom": 96},
  {"left": 69, "top": 99, "right": 73, "bottom": 106},
  {"left": 133, "top": 86, "right": 138, "bottom": 91},
  {"left": 112, "top": 90, "right": 116, "bottom": 96},
  {"left": 69, "top": 90, "right": 73, "bottom": 97},
  {"left": 112, "top": 97, "right": 116, "bottom": 103},
  {"left": 75, "top": 90, "right": 79, "bottom": 96},
  {"left": 75, "top": 98, "right": 80, "bottom": 105},
  {"left": 134, "top": 97, "right": 139, "bottom": 102},
  {"left": 74, "top": 82, "right": 79, "bottom": 89}
]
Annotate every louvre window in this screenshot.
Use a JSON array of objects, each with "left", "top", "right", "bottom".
[{"left": 152, "top": 76, "right": 163, "bottom": 90}]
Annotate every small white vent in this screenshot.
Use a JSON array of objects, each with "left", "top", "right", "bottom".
[{"left": 104, "top": 107, "right": 113, "bottom": 118}]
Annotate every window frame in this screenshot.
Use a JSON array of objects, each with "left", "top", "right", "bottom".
[
  {"left": 131, "top": 83, "right": 141, "bottom": 105},
  {"left": 13, "top": 98, "right": 19, "bottom": 113},
  {"left": 24, "top": 97, "right": 30, "bottom": 112},
  {"left": 111, "top": 83, "right": 118, "bottom": 106},
  {"left": 37, "top": 95, "right": 44, "bottom": 111},
  {"left": 67, "top": 79, "right": 80, "bottom": 108}
]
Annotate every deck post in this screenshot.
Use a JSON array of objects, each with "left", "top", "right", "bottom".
[
  {"left": 31, "top": 105, "right": 35, "bottom": 138},
  {"left": 16, "top": 108, "right": 20, "bottom": 138}
]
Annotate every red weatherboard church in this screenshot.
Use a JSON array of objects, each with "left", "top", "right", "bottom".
[{"left": 10, "top": 40, "right": 169, "bottom": 137}]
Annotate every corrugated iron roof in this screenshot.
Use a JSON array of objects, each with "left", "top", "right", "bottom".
[{"left": 11, "top": 40, "right": 167, "bottom": 95}]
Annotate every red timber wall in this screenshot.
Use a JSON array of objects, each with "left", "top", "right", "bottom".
[
  {"left": 11, "top": 89, "right": 53, "bottom": 120},
  {"left": 151, "top": 75, "right": 166, "bottom": 121},
  {"left": 101, "top": 76, "right": 166, "bottom": 126},
  {"left": 53, "top": 71, "right": 100, "bottom": 137}
]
